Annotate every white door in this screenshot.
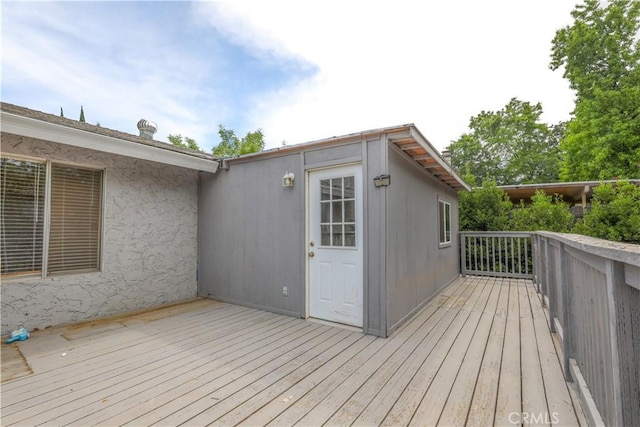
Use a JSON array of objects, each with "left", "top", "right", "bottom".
[{"left": 308, "top": 164, "right": 363, "bottom": 327}]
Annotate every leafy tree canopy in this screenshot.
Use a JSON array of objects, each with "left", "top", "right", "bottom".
[
  {"left": 551, "top": 0, "right": 640, "bottom": 180},
  {"left": 447, "top": 98, "right": 561, "bottom": 186},
  {"left": 212, "top": 125, "right": 265, "bottom": 157},
  {"left": 79, "top": 105, "right": 85, "bottom": 123},
  {"left": 168, "top": 134, "right": 200, "bottom": 151}
]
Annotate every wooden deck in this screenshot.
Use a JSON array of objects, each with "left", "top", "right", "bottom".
[{"left": 1, "top": 276, "right": 583, "bottom": 426}]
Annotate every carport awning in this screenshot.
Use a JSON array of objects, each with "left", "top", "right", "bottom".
[{"left": 387, "top": 127, "right": 470, "bottom": 191}]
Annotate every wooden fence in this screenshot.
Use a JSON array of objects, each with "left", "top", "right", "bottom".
[
  {"left": 461, "top": 231, "right": 640, "bottom": 426},
  {"left": 460, "top": 231, "right": 533, "bottom": 279},
  {"left": 533, "top": 232, "right": 639, "bottom": 427}
]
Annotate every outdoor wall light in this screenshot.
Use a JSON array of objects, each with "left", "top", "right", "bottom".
[
  {"left": 373, "top": 174, "right": 391, "bottom": 187},
  {"left": 282, "top": 171, "right": 295, "bottom": 187}
]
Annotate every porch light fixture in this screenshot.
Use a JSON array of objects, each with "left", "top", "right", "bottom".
[
  {"left": 373, "top": 174, "right": 391, "bottom": 187},
  {"left": 282, "top": 171, "right": 295, "bottom": 187}
]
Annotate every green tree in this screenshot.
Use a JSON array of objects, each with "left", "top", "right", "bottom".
[
  {"left": 167, "top": 134, "right": 200, "bottom": 151},
  {"left": 458, "top": 181, "right": 513, "bottom": 231},
  {"left": 60, "top": 107, "right": 64, "bottom": 118},
  {"left": 212, "top": 125, "right": 265, "bottom": 157},
  {"left": 447, "top": 98, "right": 561, "bottom": 185},
  {"left": 79, "top": 105, "right": 85, "bottom": 123},
  {"left": 510, "top": 191, "right": 574, "bottom": 232},
  {"left": 551, "top": 0, "right": 640, "bottom": 180},
  {"left": 574, "top": 180, "right": 640, "bottom": 243}
]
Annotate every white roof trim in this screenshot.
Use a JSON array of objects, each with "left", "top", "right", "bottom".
[{"left": 1, "top": 111, "right": 219, "bottom": 173}]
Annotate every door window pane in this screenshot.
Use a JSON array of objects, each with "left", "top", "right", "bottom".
[
  {"left": 344, "top": 200, "right": 355, "bottom": 223},
  {"left": 332, "top": 201, "right": 342, "bottom": 223},
  {"left": 321, "top": 179, "right": 331, "bottom": 201},
  {"left": 321, "top": 202, "right": 330, "bottom": 223},
  {"left": 344, "top": 224, "right": 356, "bottom": 247},
  {"left": 321, "top": 225, "right": 331, "bottom": 246},
  {"left": 332, "top": 224, "right": 343, "bottom": 246},
  {"left": 344, "top": 176, "right": 355, "bottom": 198},
  {"left": 319, "top": 174, "right": 356, "bottom": 248},
  {"left": 331, "top": 178, "right": 342, "bottom": 200}
]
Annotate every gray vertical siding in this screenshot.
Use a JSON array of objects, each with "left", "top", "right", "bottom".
[
  {"left": 385, "top": 145, "right": 460, "bottom": 334},
  {"left": 198, "top": 137, "right": 461, "bottom": 338},
  {"left": 364, "top": 137, "right": 386, "bottom": 336},
  {"left": 198, "top": 153, "right": 305, "bottom": 317},
  {"left": 1, "top": 134, "right": 199, "bottom": 335}
]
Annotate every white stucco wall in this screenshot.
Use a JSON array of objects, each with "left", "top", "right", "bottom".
[{"left": 1, "top": 133, "right": 199, "bottom": 335}]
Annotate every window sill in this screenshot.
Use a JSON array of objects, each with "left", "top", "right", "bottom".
[{"left": 1, "top": 269, "right": 102, "bottom": 283}]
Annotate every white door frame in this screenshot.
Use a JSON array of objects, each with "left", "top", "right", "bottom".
[{"left": 305, "top": 162, "right": 364, "bottom": 327}]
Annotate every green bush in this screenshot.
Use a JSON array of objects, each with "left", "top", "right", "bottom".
[
  {"left": 458, "top": 181, "right": 513, "bottom": 231},
  {"left": 574, "top": 180, "right": 640, "bottom": 243},
  {"left": 510, "top": 191, "right": 574, "bottom": 232}
]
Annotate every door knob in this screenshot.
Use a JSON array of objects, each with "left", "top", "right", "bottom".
[{"left": 309, "top": 251, "right": 315, "bottom": 258}]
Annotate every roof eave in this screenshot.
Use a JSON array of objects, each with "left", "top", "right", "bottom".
[{"left": 1, "top": 111, "right": 219, "bottom": 173}]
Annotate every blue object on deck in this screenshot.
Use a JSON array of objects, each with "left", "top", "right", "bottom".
[{"left": 5, "top": 327, "right": 29, "bottom": 344}]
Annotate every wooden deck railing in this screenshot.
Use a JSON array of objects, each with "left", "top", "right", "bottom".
[
  {"left": 533, "top": 232, "right": 640, "bottom": 427},
  {"left": 460, "top": 231, "right": 533, "bottom": 279},
  {"left": 461, "top": 231, "right": 640, "bottom": 426}
]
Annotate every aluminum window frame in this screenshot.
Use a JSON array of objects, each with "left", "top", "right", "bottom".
[
  {"left": 438, "top": 198, "right": 452, "bottom": 248},
  {"left": 0, "top": 154, "right": 105, "bottom": 280}
]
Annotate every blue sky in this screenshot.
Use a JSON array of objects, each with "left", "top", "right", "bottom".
[{"left": 2, "top": 1, "right": 577, "bottom": 153}]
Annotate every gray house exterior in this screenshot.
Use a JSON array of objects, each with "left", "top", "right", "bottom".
[
  {"left": 1, "top": 104, "right": 468, "bottom": 338},
  {"left": 199, "top": 125, "right": 469, "bottom": 337}
]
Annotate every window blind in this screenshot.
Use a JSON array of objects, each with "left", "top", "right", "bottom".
[
  {"left": 0, "top": 158, "right": 46, "bottom": 276},
  {"left": 48, "top": 164, "right": 102, "bottom": 274}
]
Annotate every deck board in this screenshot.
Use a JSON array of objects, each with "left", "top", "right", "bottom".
[
  {"left": 526, "top": 278, "right": 580, "bottom": 426},
  {"left": 408, "top": 277, "right": 494, "bottom": 426},
  {"left": 1, "top": 277, "right": 582, "bottom": 426},
  {"left": 466, "top": 277, "right": 510, "bottom": 426},
  {"left": 520, "top": 279, "right": 552, "bottom": 427},
  {"left": 2, "top": 308, "right": 283, "bottom": 410},
  {"left": 437, "top": 278, "right": 502, "bottom": 426},
  {"left": 494, "top": 278, "right": 524, "bottom": 426}
]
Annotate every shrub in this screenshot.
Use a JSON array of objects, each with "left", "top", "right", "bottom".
[
  {"left": 510, "top": 191, "right": 574, "bottom": 232},
  {"left": 574, "top": 180, "right": 640, "bottom": 243},
  {"left": 458, "top": 181, "right": 513, "bottom": 231}
]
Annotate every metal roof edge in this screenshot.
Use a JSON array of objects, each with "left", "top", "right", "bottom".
[
  {"left": 226, "top": 124, "right": 415, "bottom": 163},
  {"left": 1, "top": 111, "right": 219, "bottom": 173}
]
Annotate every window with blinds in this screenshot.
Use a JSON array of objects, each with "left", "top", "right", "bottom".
[
  {"left": 0, "top": 156, "right": 103, "bottom": 278},
  {"left": 49, "top": 164, "right": 102, "bottom": 274},
  {"left": 0, "top": 158, "right": 46, "bottom": 277}
]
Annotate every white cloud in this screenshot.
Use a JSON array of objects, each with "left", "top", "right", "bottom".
[
  {"left": 2, "top": 2, "right": 228, "bottom": 148},
  {"left": 196, "top": 0, "right": 576, "bottom": 151},
  {"left": 3, "top": 1, "right": 577, "bottom": 153}
]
